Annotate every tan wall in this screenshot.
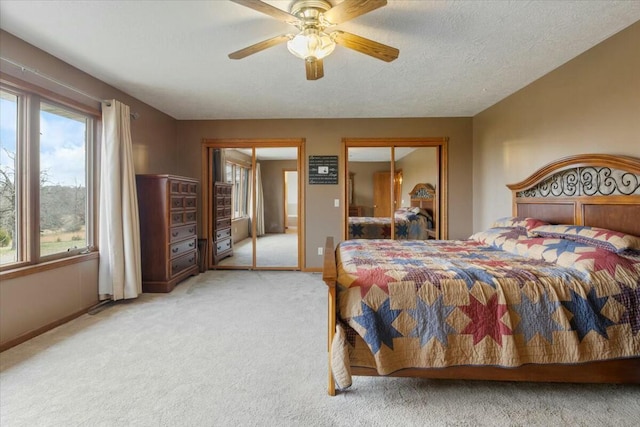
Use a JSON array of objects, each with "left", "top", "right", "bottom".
[
  {"left": 0, "top": 258, "right": 99, "bottom": 347},
  {"left": 348, "top": 161, "right": 389, "bottom": 217},
  {"left": 260, "top": 159, "right": 297, "bottom": 233},
  {"left": 176, "top": 118, "right": 473, "bottom": 269},
  {"left": 472, "top": 22, "right": 640, "bottom": 232},
  {"left": 0, "top": 31, "right": 178, "bottom": 348}
]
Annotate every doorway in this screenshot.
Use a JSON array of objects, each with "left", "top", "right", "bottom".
[
  {"left": 284, "top": 170, "right": 298, "bottom": 232},
  {"left": 201, "top": 139, "right": 305, "bottom": 270}
]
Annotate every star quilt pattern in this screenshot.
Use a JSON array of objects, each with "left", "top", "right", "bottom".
[
  {"left": 331, "top": 236, "right": 640, "bottom": 389},
  {"left": 348, "top": 208, "right": 433, "bottom": 240}
]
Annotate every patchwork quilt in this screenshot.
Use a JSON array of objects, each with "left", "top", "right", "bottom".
[
  {"left": 331, "top": 233, "right": 640, "bottom": 389},
  {"left": 348, "top": 208, "right": 433, "bottom": 240}
]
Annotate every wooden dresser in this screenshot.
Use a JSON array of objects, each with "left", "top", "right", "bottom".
[
  {"left": 348, "top": 205, "right": 363, "bottom": 217},
  {"left": 212, "top": 182, "right": 233, "bottom": 264},
  {"left": 136, "top": 174, "right": 199, "bottom": 292}
]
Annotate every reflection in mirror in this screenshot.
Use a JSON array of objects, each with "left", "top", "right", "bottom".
[
  {"left": 254, "top": 147, "right": 299, "bottom": 268},
  {"left": 347, "top": 147, "right": 393, "bottom": 239},
  {"left": 215, "top": 147, "right": 299, "bottom": 269},
  {"left": 393, "top": 147, "right": 439, "bottom": 239},
  {"left": 216, "top": 148, "right": 253, "bottom": 268},
  {"left": 347, "top": 146, "right": 439, "bottom": 240}
]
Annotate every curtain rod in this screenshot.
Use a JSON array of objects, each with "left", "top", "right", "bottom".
[{"left": 1, "top": 56, "right": 140, "bottom": 119}]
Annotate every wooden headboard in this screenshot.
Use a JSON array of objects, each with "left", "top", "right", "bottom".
[
  {"left": 409, "top": 183, "right": 435, "bottom": 211},
  {"left": 507, "top": 154, "right": 640, "bottom": 236}
]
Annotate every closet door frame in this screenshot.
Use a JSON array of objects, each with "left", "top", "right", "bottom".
[
  {"left": 342, "top": 137, "right": 448, "bottom": 240},
  {"left": 201, "top": 138, "right": 305, "bottom": 270}
]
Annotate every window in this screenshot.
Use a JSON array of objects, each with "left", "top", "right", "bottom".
[
  {"left": 0, "top": 84, "right": 96, "bottom": 270},
  {"left": 225, "top": 161, "right": 250, "bottom": 219},
  {"left": 0, "top": 91, "right": 19, "bottom": 264}
]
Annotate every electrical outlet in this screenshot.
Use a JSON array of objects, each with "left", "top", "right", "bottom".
[{"left": 318, "top": 247, "right": 323, "bottom": 256}]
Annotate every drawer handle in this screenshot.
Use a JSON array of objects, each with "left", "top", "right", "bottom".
[
  {"left": 217, "top": 245, "right": 222, "bottom": 251},
  {"left": 172, "top": 231, "right": 179, "bottom": 237},
  {"left": 172, "top": 248, "right": 179, "bottom": 253},
  {"left": 188, "top": 242, "right": 194, "bottom": 248}
]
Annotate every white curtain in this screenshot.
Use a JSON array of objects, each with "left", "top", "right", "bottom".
[
  {"left": 255, "top": 162, "right": 265, "bottom": 236},
  {"left": 98, "top": 100, "right": 142, "bottom": 300}
]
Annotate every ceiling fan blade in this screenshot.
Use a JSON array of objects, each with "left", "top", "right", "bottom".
[
  {"left": 331, "top": 30, "right": 399, "bottom": 62},
  {"left": 323, "top": 0, "right": 387, "bottom": 25},
  {"left": 305, "top": 59, "right": 324, "bottom": 80},
  {"left": 228, "top": 34, "right": 291, "bottom": 59},
  {"left": 230, "top": 0, "right": 300, "bottom": 25}
]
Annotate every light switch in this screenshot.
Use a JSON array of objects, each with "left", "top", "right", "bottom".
[{"left": 334, "top": 199, "right": 340, "bottom": 207}]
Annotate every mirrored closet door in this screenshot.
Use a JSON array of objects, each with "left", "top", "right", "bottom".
[
  {"left": 202, "top": 140, "right": 303, "bottom": 270},
  {"left": 344, "top": 138, "right": 448, "bottom": 241}
]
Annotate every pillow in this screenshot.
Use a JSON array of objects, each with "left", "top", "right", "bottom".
[
  {"left": 529, "top": 224, "right": 640, "bottom": 253},
  {"left": 512, "top": 237, "right": 636, "bottom": 280},
  {"left": 491, "top": 216, "right": 548, "bottom": 231},
  {"left": 414, "top": 207, "right": 432, "bottom": 220}
]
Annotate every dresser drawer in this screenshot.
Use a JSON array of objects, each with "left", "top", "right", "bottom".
[
  {"left": 185, "top": 211, "right": 197, "bottom": 223},
  {"left": 169, "top": 237, "right": 197, "bottom": 259},
  {"left": 216, "top": 206, "right": 232, "bottom": 218},
  {"left": 184, "top": 196, "right": 197, "bottom": 209},
  {"left": 170, "top": 180, "right": 197, "bottom": 194},
  {"left": 170, "top": 251, "right": 197, "bottom": 277},
  {"left": 214, "top": 237, "right": 232, "bottom": 256},
  {"left": 171, "top": 196, "right": 184, "bottom": 210},
  {"left": 182, "top": 182, "right": 197, "bottom": 194},
  {"left": 216, "top": 217, "right": 231, "bottom": 229},
  {"left": 170, "top": 224, "right": 197, "bottom": 242},
  {"left": 215, "top": 227, "right": 231, "bottom": 240},
  {"left": 171, "top": 211, "right": 197, "bottom": 226},
  {"left": 171, "top": 196, "right": 197, "bottom": 210},
  {"left": 170, "top": 212, "right": 185, "bottom": 225},
  {"left": 216, "top": 185, "right": 231, "bottom": 196}
]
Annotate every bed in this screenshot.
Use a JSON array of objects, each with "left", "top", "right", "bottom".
[
  {"left": 347, "top": 183, "right": 436, "bottom": 240},
  {"left": 323, "top": 154, "right": 640, "bottom": 395}
]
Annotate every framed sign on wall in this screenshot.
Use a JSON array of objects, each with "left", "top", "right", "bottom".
[{"left": 309, "top": 155, "right": 338, "bottom": 184}]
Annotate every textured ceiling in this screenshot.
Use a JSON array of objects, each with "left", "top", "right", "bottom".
[{"left": 1, "top": 1, "right": 639, "bottom": 120}]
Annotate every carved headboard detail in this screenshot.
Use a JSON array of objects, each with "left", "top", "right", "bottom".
[
  {"left": 507, "top": 154, "right": 640, "bottom": 236},
  {"left": 409, "top": 183, "right": 435, "bottom": 209}
]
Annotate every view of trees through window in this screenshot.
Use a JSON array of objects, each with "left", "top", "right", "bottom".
[
  {"left": 0, "top": 88, "right": 91, "bottom": 266},
  {"left": 39, "top": 102, "right": 88, "bottom": 257},
  {"left": 0, "top": 91, "right": 18, "bottom": 264}
]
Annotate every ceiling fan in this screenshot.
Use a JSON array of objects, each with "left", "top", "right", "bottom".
[{"left": 228, "top": 0, "right": 399, "bottom": 80}]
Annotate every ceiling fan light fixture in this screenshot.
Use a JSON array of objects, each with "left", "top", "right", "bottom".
[{"left": 287, "top": 28, "right": 335, "bottom": 61}]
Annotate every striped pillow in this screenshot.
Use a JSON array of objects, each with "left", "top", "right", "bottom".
[{"left": 529, "top": 224, "right": 640, "bottom": 253}]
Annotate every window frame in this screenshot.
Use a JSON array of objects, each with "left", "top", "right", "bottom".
[
  {"left": 0, "top": 79, "right": 99, "bottom": 273},
  {"left": 226, "top": 160, "right": 250, "bottom": 220}
]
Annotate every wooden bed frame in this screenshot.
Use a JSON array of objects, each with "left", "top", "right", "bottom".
[{"left": 323, "top": 154, "right": 640, "bottom": 395}]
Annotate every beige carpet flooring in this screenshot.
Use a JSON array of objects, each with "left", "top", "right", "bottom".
[
  {"left": 219, "top": 232, "right": 298, "bottom": 268},
  {"left": 1, "top": 270, "right": 639, "bottom": 426}
]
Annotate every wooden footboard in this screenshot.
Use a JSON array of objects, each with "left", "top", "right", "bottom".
[
  {"left": 350, "top": 359, "right": 640, "bottom": 384},
  {"left": 322, "top": 236, "right": 337, "bottom": 396}
]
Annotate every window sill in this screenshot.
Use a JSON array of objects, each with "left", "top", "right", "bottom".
[{"left": 0, "top": 251, "right": 100, "bottom": 281}]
